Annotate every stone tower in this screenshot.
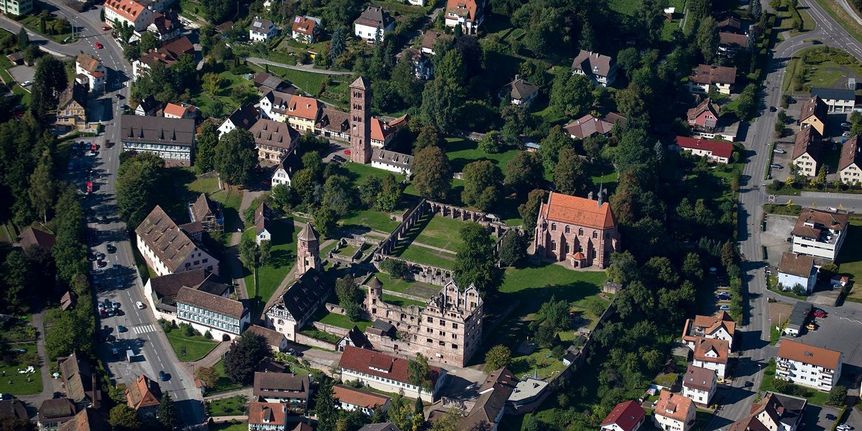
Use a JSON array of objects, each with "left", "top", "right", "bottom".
[
  {"left": 349, "top": 76, "right": 371, "bottom": 164},
  {"left": 296, "top": 223, "right": 320, "bottom": 279}
]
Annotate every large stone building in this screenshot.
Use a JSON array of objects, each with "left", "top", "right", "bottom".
[
  {"left": 350, "top": 77, "right": 372, "bottom": 164},
  {"left": 250, "top": 118, "right": 299, "bottom": 164},
  {"left": 295, "top": 223, "right": 320, "bottom": 279},
  {"left": 135, "top": 205, "right": 219, "bottom": 277},
  {"left": 363, "top": 278, "right": 483, "bottom": 367},
  {"left": 338, "top": 346, "right": 447, "bottom": 402},
  {"left": 120, "top": 115, "right": 195, "bottom": 166},
  {"left": 533, "top": 191, "right": 621, "bottom": 269}
]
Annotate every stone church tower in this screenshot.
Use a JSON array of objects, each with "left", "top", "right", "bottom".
[
  {"left": 296, "top": 223, "right": 320, "bottom": 279},
  {"left": 349, "top": 76, "right": 371, "bottom": 164}
]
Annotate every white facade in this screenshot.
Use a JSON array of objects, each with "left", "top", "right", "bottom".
[
  {"left": 691, "top": 357, "right": 726, "bottom": 380},
  {"left": 820, "top": 97, "right": 855, "bottom": 113},
  {"left": 840, "top": 163, "right": 862, "bottom": 184},
  {"left": 407, "top": 0, "right": 425, "bottom": 5},
  {"left": 259, "top": 94, "right": 288, "bottom": 123},
  {"left": 682, "top": 384, "right": 713, "bottom": 406},
  {"left": 218, "top": 118, "right": 237, "bottom": 137},
  {"left": 792, "top": 229, "right": 846, "bottom": 261},
  {"left": 75, "top": 60, "right": 106, "bottom": 93},
  {"left": 176, "top": 301, "right": 249, "bottom": 340},
  {"left": 370, "top": 159, "right": 411, "bottom": 176},
  {"left": 777, "top": 270, "right": 817, "bottom": 294},
  {"left": 250, "top": 17, "right": 277, "bottom": 42},
  {"left": 653, "top": 410, "right": 694, "bottom": 431},
  {"left": 776, "top": 354, "right": 842, "bottom": 392},
  {"left": 256, "top": 229, "right": 271, "bottom": 245},
  {"left": 105, "top": 0, "right": 154, "bottom": 32},
  {"left": 354, "top": 22, "right": 392, "bottom": 41},
  {"left": 793, "top": 152, "right": 818, "bottom": 177},
  {"left": 271, "top": 167, "right": 291, "bottom": 187},
  {"left": 690, "top": 82, "right": 732, "bottom": 95},
  {"left": 339, "top": 367, "right": 445, "bottom": 403},
  {"left": 135, "top": 234, "right": 218, "bottom": 277}
]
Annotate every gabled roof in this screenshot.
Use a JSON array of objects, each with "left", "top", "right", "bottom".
[
  {"left": 135, "top": 205, "right": 201, "bottom": 272},
  {"left": 460, "top": 368, "right": 518, "bottom": 430},
  {"left": 251, "top": 16, "right": 276, "bottom": 35},
  {"left": 693, "top": 338, "right": 729, "bottom": 364},
  {"left": 0, "top": 399, "right": 27, "bottom": 421},
  {"left": 792, "top": 207, "right": 849, "bottom": 239},
  {"left": 571, "top": 49, "right": 614, "bottom": 77},
  {"left": 248, "top": 402, "right": 287, "bottom": 425},
  {"left": 254, "top": 72, "right": 287, "bottom": 92},
  {"left": 358, "top": 424, "right": 399, "bottom": 431},
  {"left": 563, "top": 114, "right": 616, "bottom": 139},
  {"left": 266, "top": 270, "right": 327, "bottom": 323},
  {"left": 255, "top": 202, "right": 271, "bottom": 236},
  {"left": 191, "top": 193, "right": 215, "bottom": 223},
  {"left": 250, "top": 118, "right": 299, "bottom": 150},
  {"left": 811, "top": 87, "right": 855, "bottom": 101},
  {"left": 682, "top": 365, "right": 716, "bottom": 392},
  {"left": 287, "top": 95, "right": 320, "bottom": 121},
  {"left": 719, "top": 32, "right": 749, "bottom": 47},
  {"left": 59, "top": 352, "right": 96, "bottom": 403},
  {"left": 246, "top": 324, "right": 286, "bottom": 348},
  {"left": 799, "top": 96, "right": 827, "bottom": 123},
  {"left": 333, "top": 385, "right": 390, "bottom": 409},
  {"left": 137, "top": 95, "right": 160, "bottom": 114},
  {"left": 717, "top": 16, "right": 742, "bottom": 32},
  {"left": 840, "top": 135, "right": 862, "bottom": 171},
  {"left": 18, "top": 225, "right": 55, "bottom": 250},
  {"left": 126, "top": 375, "right": 161, "bottom": 411},
  {"left": 778, "top": 339, "right": 841, "bottom": 369},
  {"left": 778, "top": 252, "right": 815, "bottom": 278},
  {"left": 655, "top": 390, "right": 693, "bottom": 422},
  {"left": 58, "top": 83, "right": 87, "bottom": 110},
  {"left": 420, "top": 30, "right": 448, "bottom": 53},
  {"left": 338, "top": 346, "right": 443, "bottom": 386},
  {"left": 791, "top": 127, "right": 821, "bottom": 160},
  {"left": 675, "top": 136, "right": 734, "bottom": 159},
  {"left": 690, "top": 64, "right": 737, "bottom": 85},
  {"left": 291, "top": 16, "right": 317, "bottom": 36},
  {"left": 38, "top": 398, "right": 77, "bottom": 421},
  {"left": 148, "top": 269, "right": 208, "bottom": 304},
  {"left": 253, "top": 372, "right": 310, "bottom": 399},
  {"left": 355, "top": 6, "right": 391, "bottom": 28},
  {"left": 446, "top": 0, "right": 480, "bottom": 20},
  {"left": 600, "top": 400, "right": 645, "bottom": 431},
  {"left": 121, "top": 115, "right": 195, "bottom": 147},
  {"left": 105, "top": 0, "right": 146, "bottom": 22},
  {"left": 163, "top": 102, "right": 189, "bottom": 118},
  {"left": 317, "top": 107, "right": 349, "bottom": 132},
  {"left": 372, "top": 149, "right": 413, "bottom": 170},
  {"left": 539, "top": 191, "right": 616, "bottom": 230},
  {"left": 226, "top": 104, "right": 259, "bottom": 131},
  {"left": 177, "top": 286, "right": 246, "bottom": 319},
  {"left": 76, "top": 53, "right": 103, "bottom": 75},
  {"left": 690, "top": 311, "right": 736, "bottom": 338},
  {"left": 57, "top": 408, "right": 110, "bottom": 431},
  {"left": 509, "top": 77, "right": 539, "bottom": 101},
  {"left": 686, "top": 98, "right": 720, "bottom": 123},
  {"left": 149, "top": 11, "right": 178, "bottom": 35},
  {"left": 351, "top": 76, "right": 370, "bottom": 90}
]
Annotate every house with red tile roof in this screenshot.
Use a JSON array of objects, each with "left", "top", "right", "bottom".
[
  {"left": 839, "top": 135, "right": 862, "bottom": 185},
  {"left": 681, "top": 311, "right": 736, "bottom": 350},
  {"left": 125, "top": 375, "right": 161, "bottom": 417},
  {"left": 686, "top": 98, "right": 720, "bottom": 131},
  {"left": 600, "top": 400, "right": 645, "bottom": 431},
  {"left": 291, "top": 16, "right": 320, "bottom": 43},
  {"left": 533, "top": 190, "right": 620, "bottom": 269},
  {"left": 653, "top": 390, "right": 695, "bottom": 431},
  {"left": 563, "top": 112, "right": 625, "bottom": 139},
  {"left": 248, "top": 402, "right": 289, "bottom": 431},
  {"left": 692, "top": 338, "right": 729, "bottom": 380},
  {"left": 75, "top": 54, "right": 106, "bottom": 93},
  {"left": 338, "top": 346, "right": 447, "bottom": 402},
  {"left": 286, "top": 95, "right": 320, "bottom": 133},
  {"left": 689, "top": 64, "right": 737, "bottom": 95},
  {"left": 445, "top": 0, "right": 484, "bottom": 34},
  {"left": 776, "top": 340, "right": 842, "bottom": 391},
  {"left": 333, "top": 385, "right": 391, "bottom": 415},
  {"left": 675, "top": 136, "right": 734, "bottom": 164},
  {"left": 104, "top": 0, "right": 154, "bottom": 31}
]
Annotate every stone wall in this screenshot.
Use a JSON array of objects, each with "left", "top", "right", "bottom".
[{"left": 295, "top": 333, "right": 337, "bottom": 351}]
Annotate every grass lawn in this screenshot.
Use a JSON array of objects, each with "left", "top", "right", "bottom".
[
  {"left": 207, "top": 395, "right": 247, "bottom": 416},
  {"left": 0, "top": 56, "right": 31, "bottom": 107},
  {"left": 261, "top": 65, "right": 350, "bottom": 109},
  {"left": 208, "top": 359, "right": 244, "bottom": 394},
  {"left": 412, "top": 216, "right": 468, "bottom": 251},
  {"left": 839, "top": 221, "right": 862, "bottom": 302},
  {"left": 164, "top": 326, "right": 218, "bottom": 362},
  {"left": 608, "top": 0, "right": 684, "bottom": 16},
  {"left": 444, "top": 137, "right": 519, "bottom": 173},
  {"left": 299, "top": 328, "right": 342, "bottom": 345},
  {"left": 340, "top": 209, "right": 400, "bottom": 232},
  {"left": 786, "top": 47, "right": 862, "bottom": 92},
  {"left": 342, "top": 162, "right": 407, "bottom": 183},
  {"left": 317, "top": 310, "right": 372, "bottom": 331},
  {"left": 210, "top": 422, "right": 248, "bottom": 431},
  {"left": 382, "top": 293, "right": 426, "bottom": 308},
  {"left": 243, "top": 218, "right": 298, "bottom": 312},
  {"left": 397, "top": 245, "right": 456, "bottom": 269},
  {"left": 18, "top": 14, "right": 72, "bottom": 43},
  {"left": 210, "top": 188, "right": 243, "bottom": 231},
  {"left": 191, "top": 69, "right": 258, "bottom": 115},
  {"left": 373, "top": 272, "right": 438, "bottom": 299},
  {"left": 759, "top": 359, "right": 831, "bottom": 406},
  {"left": 0, "top": 343, "right": 42, "bottom": 395}
]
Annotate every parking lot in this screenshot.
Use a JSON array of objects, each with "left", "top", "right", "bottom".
[
  {"left": 762, "top": 214, "right": 796, "bottom": 267},
  {"left": 794, "top": 304, "right": 862, "bottom": 387}
]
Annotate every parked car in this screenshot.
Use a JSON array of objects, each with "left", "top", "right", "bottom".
[
  {"left": 117, "top": 325, "right": 127, "bottom": 333},
  {"left": 719, "top": 305, "right": 731, "bottom": 311},
  {"left": 770, "top": 164, "right": 783, "bottom": 169},
  {"left": 773, "top": 148, "right": 786, "bottom": 154},
  {"left": 841, "top": 122, "right": 851, "bottom": 128},
  {"left": 812, "top": 309, "right": 827, "bottom": 318},
  {"left": 159, "top": 371, "right": 170, "bottom": 381},
  {"left": 136, "top": 301, "right": 145, "bottom": 309},
  {"left": 97, "top": 260, "right": 107, "bottom": 268},
  {"left": 95, "top": 42, "right": 103, "bottom": 49},
  {"left": 106, "top": 243, "right": 116, "bottom": 253}
]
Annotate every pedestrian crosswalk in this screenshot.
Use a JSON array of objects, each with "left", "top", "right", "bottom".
[{"left": 133, "top": 324, "right": 157, "bottom": 335}]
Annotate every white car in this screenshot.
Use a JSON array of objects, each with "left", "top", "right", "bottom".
[{"left": 135, "top": 301, "right": 145, "bottom": 309}]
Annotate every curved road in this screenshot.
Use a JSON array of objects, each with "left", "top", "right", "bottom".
[{"left": 706, "top": 1, "right": 862, "bottom": 429}]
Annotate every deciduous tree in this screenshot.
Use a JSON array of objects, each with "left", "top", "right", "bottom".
[
  {"left": 335, "top": 276, "right": 364, "bottom": 321},
  {"left": 498, "top": 230, "right": 527, "bottom": 267},
  {"left": 504, "top": 151, "right": 543, "bottom": 195},
  {"left": 484, "top": 344, "right": 512, "bottom": 371},
  {"left": 453, "top": 223, "right": 498, "bottom": 295},
  {"left": 412, "top": 145, "right": 452, "bottom": 200},
  {"left": 518, "top": 189, "right": 545, "bottom": 232},
  {"left": 461, "top": 160, "right": 502, "bottom": 211},
  {"left": 554, "top": 147, "right": 589, "bottom": 196},
  {"left": 215, "top": 129, "right": 257, "bottom": 186},
  {"left": 223, "top": 333, "right": 269, "bottom": 384}
]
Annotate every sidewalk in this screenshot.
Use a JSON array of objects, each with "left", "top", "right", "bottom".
[
  {"left": 204, "top": 387, "right": 253, "bottom": 401},
  {"left": 246, "top": 57, "right": 353, "bottom": 75},
  {"left": 189, "top": 341, "right": 230, "bottom": 369},
  {"left": 18, "top": 311, "right": 58, "bottom": 407}
]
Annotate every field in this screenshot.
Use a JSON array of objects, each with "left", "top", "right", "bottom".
[
  {"left": 839, "top": 221, "right": 862, "bottom": 303},
  {"left": 488, "top": 263, "right": 607, "bottom": 379},
  {"left": 784, "top": 47, "right": 862, "bottom": 93},
  {"left": 316, "top": 310, "right": 372, "bottom": 331},
  {"left": 382, "top": 293, "right": 426, "bottom": 308},
  {"left": 243, "top": 218, "right": 298, "bottom": 311},
  {"left": 261, "top": 65, "right": 350, "bottom": 109},
  {"left": 191, "top": 70, "right": 258, "bottom": 117},
  {"left": 340, "top": 209, "right": 400, "bottom": 233},
  {"left": 390, "top": 212, "right": 475, "bottom": 270},
  {"left": 207, "top": 395, "right": 247, "bottom": 416},
  {"left": 0, "top": 343, "right": 42, "bottom": 395},
  {"left": 397, "top": 243, "right": 456, "bottom": 269},
  {"left": 210, "top": 422, "right": 248, "bottom": 431},
  {"left": 163, "top": 324, "right": 218, "bottom": 362}
]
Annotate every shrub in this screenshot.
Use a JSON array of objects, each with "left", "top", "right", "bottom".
[{"left": 205, "top": 330, "right": 213, "bottom": 340}]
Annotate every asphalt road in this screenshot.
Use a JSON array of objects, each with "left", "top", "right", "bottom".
[
  {"left": 39, "top": 1, "right": 206, "bottom": 426},
  {"left": 705, "top": 1, "right": 862, "bottom": 428}
]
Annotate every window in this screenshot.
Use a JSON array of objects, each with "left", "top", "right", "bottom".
[
  {"left": 593, "top": 231, "right": 598, "bottom": 239},
  {"left": 427, "top": 317, "right": 433, "bottom": 323},
  {"left": 452, "top": 344, "right": 458, "bottom": 349},
  {"left": 551, "top": 223, "right": 556, "bottom": 231},
  {"left": 452, "top": 323, "right": 458, "bottom": 329}
]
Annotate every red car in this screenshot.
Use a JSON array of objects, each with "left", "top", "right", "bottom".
[
  {"left": 95, "top": 42, "right": 104, "bottom": 49},
  {"left": 812, "top": 309, "right": 827, "bottom": 318},
  {"left": 102, "top": 25, "right": 111, "bottom": 31}
]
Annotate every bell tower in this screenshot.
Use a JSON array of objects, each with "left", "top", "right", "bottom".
[
  {"left": 350, "top": 76, "right": 371, "bottom": 164},
  {"left": 296, "top": 223, "right": 320, "bottom": 279}
]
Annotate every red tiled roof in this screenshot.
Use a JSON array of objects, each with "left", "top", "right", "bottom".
[
  {"left": 778, "top": 339, "right": 841, "bottom": 369},
  {"left": 540, "top": 191, "right": 616, "bottom": 229},
  {"left": 333, "top": 385, "right": 390, "bottom": 409},
  {"left": 694, "top": 338, "right": 729, "bottom": 364},
  {"left": 447, "top": 0, "right": 479, "bottom": 20},
  {"left": 338, "top": 346, "right": 442, "bottom": 386},
  {"left": 601, "top": 400, "right": 644, "bottom": 431},
  {"left": 248, "top": 402, "right": 287, "bottom": 425},
  {"left": 288, "top": 95, "right": 320, "bottom": 121},
  {"left": 675, "top": 136, "right": 734, "bottom": 159},
  {"left": 105, "top": 0, "right": 145, "bottom": 22},
  {"left": 690, "top": 64, "right": 737, "bottom": 85},
  {"left": 655, "top": 390, "right": 693, "bottom": 422},
  {"left": 163, "top": 103, "right": 187, "bottom": 118},
  {"left": 291, "top": 16, "right": 317, "bottom": 36}
]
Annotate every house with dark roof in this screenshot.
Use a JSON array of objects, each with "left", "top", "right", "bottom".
[
  {"left": 142, "top": 268, "right": 210, "bottom": 314},
  {"left": 316, "top": 107, "right": 350, "bottom": 141},
  {"left": 38, "top": 398, "right": 78, "bottom": 430},
  {"left": 334, "top": 385, "right": 391, "bottom": 415},
  {"left": 358, "top": 424, "right": 399, "bottom": 431},
  {"left": 727, "top": 392, "right": 806, "bottom": 431},
  {"left": 681, "top": 365, "right": 716, "bottom": 406},
  {"left": 600, "top": 400, "right": 645, "bottom": 431},
  {"left": 533, "top": 190, "right": 621, "bottom": 269},
  {"left": 675, "top": 136, "right": 734, "bottom": 164},
  {"left": 337, "top": 326, "right": 372, "bottom": 351},
  {"left": 59, "top": 352, "right": 101, "bottom": 408},
  {"left": 777, "top": 252, "right": 817, "bottom": 294},
  {"left": 17, "top": 226, "right": 55, "bottom": 252},
  {"left": 57, "top": 408, "right": 110, "bottom": 431},
  {"left": 253, "top": 372, "right": 310, "bottom": 411},
  {"left": 218, "top": 104, "right": 260, "bottom": 137},
  {"left": 133, "top": 36, "right": 195, "bottom": 80},
  {"left": 791, "top": 207, "right": 849, "bottom": 260},
  {"left": 791, "top": 127, "right": 822, "bottom": 177},
  {"left": 176, "top": 286, "right": 249, "bottom": 340},
  {"left": 260, "top": 89, "right": 294, "bottom": 123},
  {"left": 354, "top": 6, "right": 394, "bottom": 41},
  {"left": 126, "top": 375, "right": 162, "bottom": 417},
  {"left": 246, "top": 324, "right": 289, "bottom": 352},
  {"left": 503, "top": 75, "right": 539, "bottom": 106},
  {"left": 564, "top": 112, "right": 625, "bottom": 140},
  {"left": 134, "top": 95, "right": 161, "bottom": 116},
  {"left": 135, "top": 205, "right": 219, "bottom": 276},
  {"left": 250, "top": 16, "right": 278, "bottom": 42},
  {"left": 783, "top": 301, "right": 812, "bottom": 337},
  {"left": 254, "top": 72, "right": 290, "bottom": 94},
  {"left": 188, "top": 193, "right": 223, "bottom": 233},
  {"left": 459, "top": 368, "right": 517, "bottom": 431},
  {"left": 338, "top": 346, "right": 447, "bottom": 402},
  {"left": 147, "top": 11, "right": 182, "bottom": 42},
  {"left": 251, "top": 118, "right": 300, "bottom": 164},
  {"left": 689, "top": 64, "right": 737, "bottom": 95},
  {"left": 120, "top": 115, "right": 196, "bottom": 166},
  {"left": 420, "top": 30, "right": 449, "bottom": 56},
  {"left": 811, "top": 87, "right": 856, "bottom": 113},
  {"left": 255, "top": 202, "right": 272, "bottom": 245},
  {"left": 0, "top": 398, "right": 28, "bottom": 425},
  {"left": 445, "top": 0, "right": 484, "bottom": 35},
  {"left": 839, "top": 135, "right": 862, "bottom": 184},
  {"left": 571, "top": 49, "right": 617, "bottom": 87},
  {"left": 265, "top": 271, "right": 330, "bottom": 341},
  {"left": 717, "top": 32, "right": 749, "bottom": 57}
]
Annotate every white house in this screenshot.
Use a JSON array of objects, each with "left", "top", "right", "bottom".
[
  {"left": 353, "top": 6, "right": 394, "bottom": 42},
  {"left": 333, "top": 385, "right": 391, "bottom": 415},
  {"left": 290, "top": 16, "right": 319, "bottom": 44},
  {"left": 445, "top": 0, "right": 483, "bottom": 35},
  {"left": 839, "top": 136, "right": 862, "bottom": 185},
  {"left": 681, "top": 365, "right": 716, "bottom": 406},
  {"left": 689, "top": 64, "right": 736, "bottom": 95},
  {"left": 371, "top": 149, "right": 413, "bottom": 176},
  {"left": 75, "top": 53, "right": 106, "bottom": 93},
  {"left": 653, "top": 390, "right": 695, "bottom": 431},
  {"left": 176, "top": 287, "right": 248, "bottom": 340},
  {"left": 776, "top": 339, "right": 842, "bottom": 392},
  {"left": 250, "top": 16, "right": 278, "bottom": 42},
  {"left": 791, "top": 127, "right": 822, "bottom": 177},
  {"left": 271, "top": 163, "right": 292, "bottom": 187},
  {"left": 135, "top": 206, "right": 219, "bottom": 277},
  {"left": 681, "top": 311, "right": 735, "bottom": 351},
  {"left": 571, "top": 49, "right": 617, "bottom": 87},
  {"left": 812, "top": 87, "right": 856, "bottom": 113},
  {"left": 600, "top": 400, "right": 645, "bottom": 431},
  {"left": 338, "top": 346, "right": 446, "bottom": 403},
  {"left": 259, "top": 90, "right": 292, "bottom": 123},
  {"left": 218, "top": 105, "right": 259, "bottom": 137},
  {"left": 791, "top": 208, "right": 849, "bottom": 261},
  {"left": 254, "top": 203, "right": 271, "bottom": 245},
  {"left": 104, "top": 0, "right": 154, "bottom": 32},
  {"left": 777, "top": 252, "right": 817, "bottom": 294},
  {"left": 265, "top": 272, "right": 329, "bottom": 342},
  {"left": 692, "top": 338, "right": 728, "bottom": 380}
]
